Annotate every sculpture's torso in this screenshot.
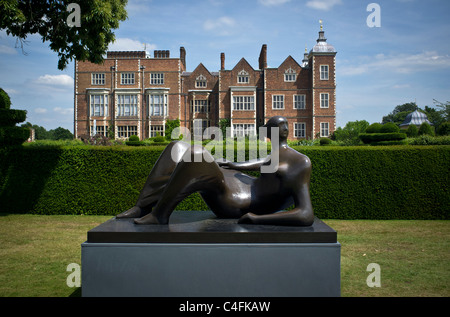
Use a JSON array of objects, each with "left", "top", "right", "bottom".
[{"left": 201, "top": 147, "right": 311, "bottom": 219}]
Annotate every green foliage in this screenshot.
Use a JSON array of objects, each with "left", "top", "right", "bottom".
[
  {"left": 0, "top": 146, "right": 448, "bottom": 220},
  {"left": 0, "top": 109, "right": 27, "bottom": 126},
  {"left": 436, "top": 122, "right": 450, "bottom": 136},
  {"left": 433, "top": 99, "right": 450, "bottom": 122},
  {"left": 128, "top": 135, "right": 139, "bottom": 142},
  {"left": 21, "top": 122, "right": 73, "bottom": 140},
  {"left": 165, "top": 119, "right": 180, "bottom": 140},
  {"left": 153, "top": 134, "right": 166, "bottom": 143},
  {"left": 359, "top": 133, "right": 406, "bottom": 144},
  {"left": 365, "top": 123, "right": 383, "bottom": 133},
  {"left": 297, "top": 146, "right": 449, "bottom": 220},
  {"left": 418, "top": 122, "right": 434, "bottom": 136},
  {"left": 0, "top": 87, "right": 29, "bottom": 146},
  {"left": 50, "top": 127, "right": 73, "bottom": 140},
  {"left": 332, "top": 120, "right": 368, "bottom": 145},
  {"left": 408, "top": 135, "right": 450, "bottom": 145},
  {"left": 0, "top": 126, "right": 30, "bottom": 146},
  {"left": 380, "top": 122, "right": 400, "bottom": 133},
  {"left": 126, "top": 135, "right": 143, "bottom": 146},
  {"left": 406, "top": 125, "right": 418, "bottom": 137},
  {"left": 0, "top": 88, "right": 11, "bottom": 110},
  {"left": 219, "top": 118, "right": 231, "bottom": 137},
  {"left": 360, "top": 122, "right": 406, "bottom": 146},
  {"left": 382, "top": 102, "right": 418, "bottom": 125},
  {"left": 319, "top": 137, "right": 332, "bottom": 146},
  {"left": 0, "top": 0, "right": 128, "bottom": 70}
]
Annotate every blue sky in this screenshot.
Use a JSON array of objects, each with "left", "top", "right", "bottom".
[{"left": 0, "top": 0, "right": 449, "bottom": 132}]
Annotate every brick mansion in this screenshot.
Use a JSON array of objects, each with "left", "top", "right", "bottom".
[{"left": 74, "top": 27, "right": 336, "bottom": 140}]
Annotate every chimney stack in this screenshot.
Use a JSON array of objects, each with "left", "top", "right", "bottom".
[
  {"left": 154, "top": 50, "right": 170, "bottom": 58},
  {"left": 180, "top": 47, "right": 186, "bottom": 68},
  {"left": 220, "top": 52, "right": 225, "bottom": 70},
  {"left": 259, "top": 44, "right": 267, "bottom": 69}
]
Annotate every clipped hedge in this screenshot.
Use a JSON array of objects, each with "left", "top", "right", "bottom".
[
  {"left": 0, "top": 145, "right": 449, "bottom": 220},
  {"left": 359, "top": 132, "right": 407, "bottom": 144}
]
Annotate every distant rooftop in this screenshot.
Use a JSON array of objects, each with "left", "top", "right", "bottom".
[
  {"left": 400, "top": 110, "right": 432, "bottom": 127},
  {"left": 106, "top": 51, "right": 148, "bottom": 59}
]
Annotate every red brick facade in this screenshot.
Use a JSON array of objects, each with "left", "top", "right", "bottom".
[{"left": 74, "top": 29, "right": 336, "bottom": 140}]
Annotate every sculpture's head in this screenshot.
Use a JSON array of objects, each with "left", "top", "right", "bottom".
[{"left": 262, "top": 116, "right": 289, "bottom": 140}]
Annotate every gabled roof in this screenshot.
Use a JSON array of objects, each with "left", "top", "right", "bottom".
[
  {"left": 278, "top": 55, "right": 302, "bottom": 69},
  {"left": 182, "top": 63, "right": 218, "bottom": 78},
  {"left": 231, "top": 58, "right": 254, "bottom": 72},
  {"left": 192, "top": 63, "right": 212, "bottom": 76}
]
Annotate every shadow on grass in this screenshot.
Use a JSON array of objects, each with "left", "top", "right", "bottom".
[{"left": 69, "top": 287, "right": 82, "bottom": 297}]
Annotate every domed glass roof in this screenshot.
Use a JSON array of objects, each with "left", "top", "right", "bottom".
[{"left": 400, "top": 110, "right": 432, "bottom": 126}]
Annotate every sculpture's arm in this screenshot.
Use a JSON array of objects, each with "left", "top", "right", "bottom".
[
  {"left": 217, "top": 157, "right": 269, "bottom": 171},
  {"left": 238, "top": 184, "right": 314, "bottom": 226}
]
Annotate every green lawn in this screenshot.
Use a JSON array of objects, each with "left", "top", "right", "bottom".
[{"left": 0, "top": 214, "right": 448, "bottom": 297}]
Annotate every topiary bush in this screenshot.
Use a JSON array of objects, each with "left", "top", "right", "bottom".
[
  {"left": 359, "top": 132, "right": 407, "bottom": 144},
  {"left": 0, "top": 88, "right": 29, "bottom": 147},
  {"left": 365, "top": 123, "right": 383, "bottom": 133},
  {"left": 153, "top": 135, "right": 166, "bottom": 143},
  {"left": 406, "top": 125, "right": 419, "bottom": 137},
  {"left": 319, "top": 137, "right": 332, "bottom": 146},
  {"left": 359, "top": 122, "right": 406, "bottom": 146},
  {"left": 126, "top": 134, "right": 143, "bottom": 146},
  {"left": 418, "top": 122, "right": 434, "bottom": 136},
  {"left": 380, "top": 122, "right": 400, "bottom": 133}
]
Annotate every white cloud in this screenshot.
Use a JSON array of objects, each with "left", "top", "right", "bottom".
[
  {"left": 392, "top": 84, "right": 411, "bottom": 89},
  {"left": 258, "top": 0, "right": 291, "bottom": 6},
  {"left": 339, "top": 51, "right": 450, "bottom": 76},
  {"left": 108, "top": 38, "right": 157, "bottom": 52},
  {"left": 35, "top": 74, "right": 73, "bottom": 87},
  {"left": 125, "top": 0, "right": 152, "bottom": 15},
  {"left": 203, "top": 17, "right": 237, "bottom": 36},
  {"left": 53, "top": 107, "right": 74, "bottom": 115},
  {"left": 306, "top": 0, "right": 342, "bottom": 11},
  {"left": 203, "top": 16, "right": 236, "bottom": 30},
  {"left": 0, "top": 44, "right": 17, "bottom": 55},
  {"left": 34, "top": 108, "right": 48, "bottom": 114}
]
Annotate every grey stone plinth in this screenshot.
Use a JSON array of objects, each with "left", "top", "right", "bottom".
[{"left": 81, "top": 211, "right": 341, "bottom": 297}]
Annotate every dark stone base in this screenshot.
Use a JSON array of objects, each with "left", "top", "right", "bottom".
[
  {"left": 87, "top": 210, "right": 337, "bottom": 244},
  {"left": 81, "top": 211, "right": 340, "bottom": 297}
]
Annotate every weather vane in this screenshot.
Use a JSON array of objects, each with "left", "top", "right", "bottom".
[{"left": 319, "top": 19, "right": 323, "bottom": 31}]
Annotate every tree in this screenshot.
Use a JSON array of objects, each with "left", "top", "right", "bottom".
[
  {"left": 219, "top": 118, "right": 231, "bottom": 138},
  {"left": 21, "top": 122, "right": 50, "bottom": 140},
  {"left": 436, "top": 122, "right": 450, "bottom": 136},
  {"left": 0, "top": 0, "right": 128, "bottom": 70},
  {"left": 0, "top": 88, "right": 29, "bottom": 146},
  {"left": 433, "top": 99, "right": 450, "bottom": 122},
  {"left": 333, "top": 120, "right": 369, "bottom": 145},
  {"left": 424, "top": 106, "right": 444, "bottom": 128},
  {"left": 165, "top": 119, "right": 180, "bottom": 140},
  {"left": 50, "top": 127, "right": 73, "bottom": 140},
  {"left": 382, "top": 102, "right": 418, "bottom": 125},
  {"left": 418, "top": 122, "right": 434, "bottom": 136},
  {"left": 406, "top": 125, "right": 418, "bottom": 138}
]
